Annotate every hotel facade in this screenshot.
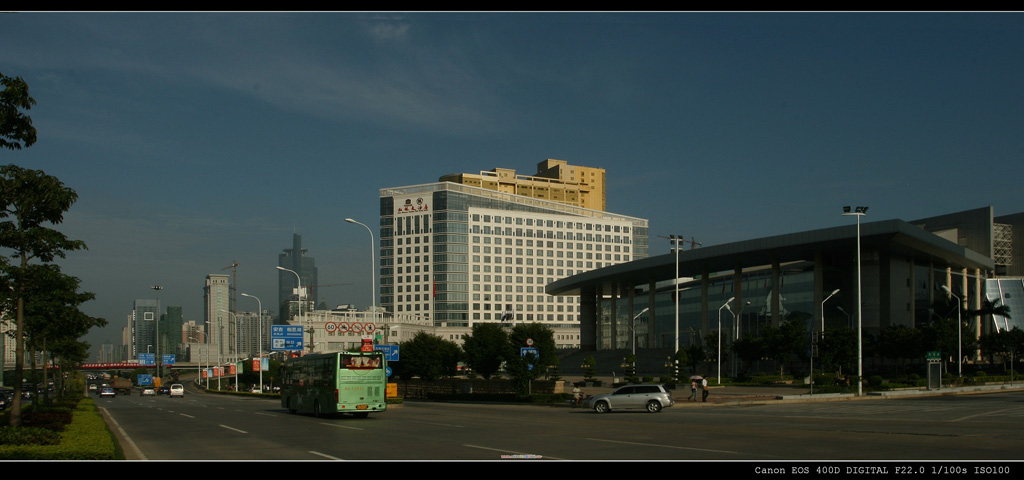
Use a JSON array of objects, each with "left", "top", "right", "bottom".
[{"left": 379, "top": 181, "right": 648, "bottom": 346}]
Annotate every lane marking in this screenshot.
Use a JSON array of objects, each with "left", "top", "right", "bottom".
[
  {"left": 406, "top": 420, "right": 464, "bottom": 428},
  {"left": 463, "top": 444, "right": 561, "bottom": 460},
  {"left": 98, "top": 407, "right": 147, "bottom": 460},
  {"left": 320, "top": 422, "right": 363, "bottom": 430},
  {"left": 586, "top": 437, "right": 739, "bottom": 454},
  {"left": 219, "top": 424, "right": 247, "bottom": 434},
  {"left": 309, "top": 451, "right": 344, "bottom": 460}
]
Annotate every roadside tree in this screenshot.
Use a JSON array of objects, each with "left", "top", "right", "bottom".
[
  {"left": 0, "top": 165, "right": 87, "bottom": 427},
  {"left": 0, "top": 72, "right": 37, "bottom": 150},
  {"left": 461, "top": 322, "right": 511, "bottom": 380}
]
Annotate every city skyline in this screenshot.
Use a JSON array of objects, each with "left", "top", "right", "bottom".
[{"left": 1, "top": 12, "right": 1021, "bottom": 358}]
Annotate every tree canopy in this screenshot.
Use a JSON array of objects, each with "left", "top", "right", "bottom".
[{"left": 0, "top": 72, "right": 37, "bottom": 151}]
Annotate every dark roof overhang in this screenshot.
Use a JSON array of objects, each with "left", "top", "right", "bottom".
[{"left": 548, "top": 219, "right": 994, "bottom": 296}]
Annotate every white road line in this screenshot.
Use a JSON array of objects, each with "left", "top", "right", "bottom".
[
  {"left": 406, "top": 420, "right": 464, "bottom": 428},
  {"left": 98, "top": 407, "right": 147, "bottom": 461},
  {"left": 586, "top": 437, "right": 739, "bottom": 454},
  {"left": 463, "top": 444, "right": 560, "bottom": 460},
  {"left": 309, "top": 451, "right": 344, "bottom": 460},
  {"left": 219, "top": 424, "right": 248, "bottom": 434},
  {"left": 320, "top": 422, "right": 363, "bottom": 430},
  {"left": 178, "top": 413, "right": 195, "bottom": 418},
  {"left": 950, "top": 407, "right": 1024, "bottom": 423}
]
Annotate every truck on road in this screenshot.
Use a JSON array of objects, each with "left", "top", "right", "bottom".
[{"left": 112, "top": 377, "right": 133, "bottom": 395}]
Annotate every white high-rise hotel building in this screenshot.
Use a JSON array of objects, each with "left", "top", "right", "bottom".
[{"left": 380, "top": 165, "right": 648, "bottom": 341}]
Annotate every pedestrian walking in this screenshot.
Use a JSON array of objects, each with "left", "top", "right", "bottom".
[
  {"left": 701, "top": 377, "right": 709, "bottom": 402},
  {"left": 689, "top": 380, "right": 697, "bottom": 401}
]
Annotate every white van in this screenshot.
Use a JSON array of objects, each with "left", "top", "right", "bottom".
[{"left": 169, "top": 384, "right": 184, "bottom": 397}]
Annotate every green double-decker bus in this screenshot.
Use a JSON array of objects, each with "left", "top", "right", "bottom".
[{"left": 280, "top": 350, "right": 387, "bottom": 418}]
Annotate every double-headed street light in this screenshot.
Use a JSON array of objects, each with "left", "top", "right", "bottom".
[{"left": 842, "top": 205, "right": 867, "bottom": 396}]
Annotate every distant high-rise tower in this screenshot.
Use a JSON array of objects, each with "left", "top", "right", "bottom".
[
  {"left": 204, "top": 274, "right": 232, "bottom": 359},
  {"left": 131, "top": 299, "right": 158, "bottom": 360},
  {"left": 278, "top": 233, "right": 318, "bottom": 324}
]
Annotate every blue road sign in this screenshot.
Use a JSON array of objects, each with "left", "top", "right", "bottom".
[
  {"left": 271, "top": 325, "right": 304, "bottom": 351},
  {"left": 375, "top": 344, "right": 400, "bottom": 362}
]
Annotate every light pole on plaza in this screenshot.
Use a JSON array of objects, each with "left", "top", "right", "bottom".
[
  {"left": 242, "top": 292, "right": 263, "bottom": 392},
  {"left": 842, "top": 205, "right": 867, "bottom": 396},
  {"left": 821, "top": 289, "right": 840, "bottom": 337},
  {"left": 718, "top": 296, "right": 734, "bottom": 385},
  {"left": 941, "top": 285, "right": 963, "bottom": 379}
]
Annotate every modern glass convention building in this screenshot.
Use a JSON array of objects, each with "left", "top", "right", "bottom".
[{"left": 547, "top": 207, "right": 1023, "bottom": 353}]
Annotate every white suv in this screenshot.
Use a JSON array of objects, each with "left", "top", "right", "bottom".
[
  {"left": 169, "top": 384, "right": 184, "bottom": 398},
  {"left": 586, "top": 384, "right": 675, "bottom": 413}
]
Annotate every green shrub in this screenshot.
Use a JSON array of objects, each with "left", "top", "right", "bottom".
[
  {"left": 0, "top": 398, "right": 116, "bottom": 460},
  {"left": 0, "top": 426, "right": 61, "bottom": 445}
]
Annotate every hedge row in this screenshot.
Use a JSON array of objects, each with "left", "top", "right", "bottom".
[{"left": 0, "top": 398, "right": 117, "bottom": 460}]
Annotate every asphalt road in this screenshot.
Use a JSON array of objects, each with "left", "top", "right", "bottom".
[{"left": 95, "top": 385, "right": 1024, "bottom": 461}]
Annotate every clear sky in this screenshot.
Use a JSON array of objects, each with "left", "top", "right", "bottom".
[{"left": 1, "top": 12, "right": 1022, "bottom": 359}]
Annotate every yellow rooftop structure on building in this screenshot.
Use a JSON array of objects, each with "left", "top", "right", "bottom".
[{"left": 440, "top": 159, "right": 607, "bottom": 211}]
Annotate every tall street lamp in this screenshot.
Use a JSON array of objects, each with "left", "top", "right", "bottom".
[
  {"left": 345, "top": 217, "right": 378, "bottom": 340},
  {"left": 821, "top": 289, "right": 840, "bottom": 337},
  {"left": 150, "top": 285, "right": 163, "bottom": 379},
  {"left": 941, "top": 285, "right": 963, "bottom": 378},
  {"left": 220, "top": 310, "right": 240, "bottom": 390},
  {"left": 631, "top": 307, "right": 650, "bottom": 357},
  {"left": 842, "top": 205, "right": 867, "bottom": 396},
  {"left": 242, "top": 292, "right": 263, "bottom": 392},
  {"left": 718, "top": 296, "right": 734, "bottom": 385},
  {"left": 276, "top": 266, "right": 307, "bottom": 351}
]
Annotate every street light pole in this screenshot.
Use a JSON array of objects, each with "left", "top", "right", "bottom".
[
  {"left": 151, "top": 286, "right": 163, "bottom": 379},
  {"left": 843, "top": 206, "right": 867, "bottom": 396},
  {"left": 718, "top": 297, "right": 734, "bottom": 385},
  {"left": 822, "top": 289, "right": 840, "bottom": 338},
  {"left": 242, "top": 293, "right": 263, "bottom": 392},
  {"left": 276, "top": 266, "right": 306, "bottom": 351},
  {"left": 344, "top": 218, "right": 376, "bottom": 310},
  {"left": 941, "top": 285, "right": 963, "bottom": 379}
]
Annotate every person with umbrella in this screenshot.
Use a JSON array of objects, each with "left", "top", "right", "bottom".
[{"left": 688, "top": 376, "right": 699, "bottom": 401}]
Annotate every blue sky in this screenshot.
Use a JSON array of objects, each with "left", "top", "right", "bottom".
[{"left": 1, "top": 12, "right": 1022, "bottom": 357}]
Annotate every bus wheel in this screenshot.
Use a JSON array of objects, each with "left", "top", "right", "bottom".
[{"left": 352, "top": 412, "right": 369, "bottom": 419}]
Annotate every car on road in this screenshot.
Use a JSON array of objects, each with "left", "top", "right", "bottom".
[
  {"left": 99, "top": 387, "right": 117, "bottom": 398},
  {"left": 141, "top": 387, "right": 156, "bottom": 396},
  {"left": 169, "top": 384, "right": 184, "bottom": 398},
  {"left": 586, "top": 384, "right": 675, "bottom": 413},
  {"left": 157, "top": 386, "right": 170, "bottom": 395}
]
